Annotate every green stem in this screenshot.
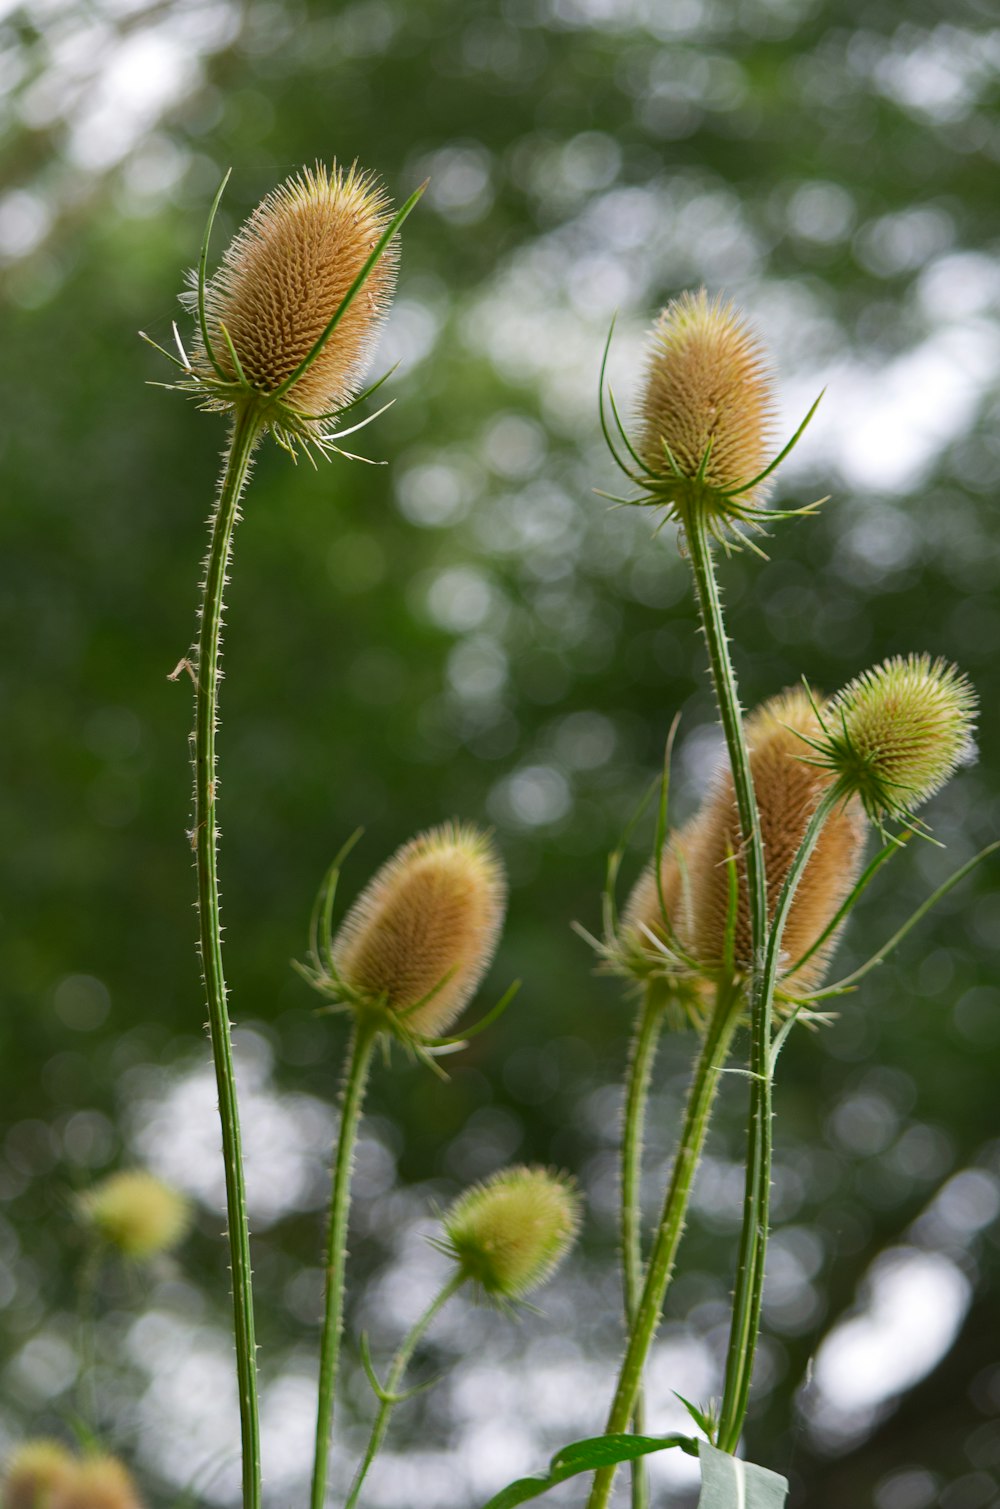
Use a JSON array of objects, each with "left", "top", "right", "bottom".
[
  {"left": 311, "top": 1019, "right": 378, "bottom": 1509},
  {"left": 716, "top": 786, "right": 839, "bottom": 1451},
  {"left": 345, "top": 1271, "right": 465, "bottom": 1509},
  {"left": 194, "top": 400, "right": 264, "bottom": 1509},
  {"left": 621, "top": 985, "right": 667, "bottom": 1509},
  {"left": 587, "top": 980, "right": 743, "bottom": 1509}
]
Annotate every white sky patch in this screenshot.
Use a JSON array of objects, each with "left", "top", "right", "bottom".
[{"left": 807, "top": 1246, "right": 971, "bottom": 1447}]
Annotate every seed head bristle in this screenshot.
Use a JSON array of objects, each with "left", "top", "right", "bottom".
[
  {"left": 2, "top": 1440, "right": 75, "bottom": 1509},
  {"left": 638, "top": 289, "right": 777, "bottom": 502},
  {"left": 821, "top": 655, "right": 977, "bottom": 819},
  {"left": 688, "top": 688, "right": 867, "bottom": 991},
  {"left": 442, "top": 1166, "right": 581, "bottom": 1299},
  {"left": 49, "top": 1457, "right": 145, "bottom": 1509},
  {"left": 332, "top": 822, "right": 507, "bottom": 1038},
  {"left": 76, "top": 1171, "right": 191, "bottom": 1260},
  {"left": 195, "top": 161, "right": 397, "bottom": 420}
]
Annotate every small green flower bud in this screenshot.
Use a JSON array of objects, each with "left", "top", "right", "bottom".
[
  {"left": 50, "top": 1457, "right": 144, "bottom": 1509},
  {"left": 442, "top": 1166, "right": 581, "bottom": 1299},
  {"left": 2, "top": 1440, "right": 75, "bottom": 1509},
  {"left": 76, "top": 1171, "right": 190, "bottom": 1260},
  {"left": 332, "top": 822, "right": 506, "bottom": 1038},
  {"left": 817, "top": 655, "right": 977, "bottom": 819}
]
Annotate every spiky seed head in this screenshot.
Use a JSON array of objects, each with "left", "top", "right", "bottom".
[
  {"left": 620, "top": 818, "right": 700, "bottom": 961},
  {"left": 76, "top": 1171, "right": 191, "bottom": 1259},
  {"left": 49, "top": 1457, "right": 144, "bottom": 1509},
  {"left": 332, "top": 823, "right": 506, "bottom": 1038},
  {"left": 819, "top": 655, "right": 977, "bottom": 819},
  {"left": 442, "top": 1166, "right": 581, "bottom": 1299},
  {"left": 2, "top": 1440, "right": 75, "bottom": 1509},
  {"left": 688, "top": 689, "right": 867, "bottom": 992},
  {"left": 637, "top": 289, "right": 777, "bottom": 512},
  {"left": 193, "top": 162, "right": 397, "bottom": 427}
]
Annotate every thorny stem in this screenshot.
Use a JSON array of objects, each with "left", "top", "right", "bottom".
[
  {"left": 716, "top": 785, "right": 840, "bottom": 1452},
  {"left": 193, "top": 399, "right": 263, "bottom": 1509},
  {"left": 620, "top": 984, "right": 667, "bottom": 1509},
  {"left": 345, "top": 1271, "right": 466, "bottom": 1509},
  {"left": 587, "top": 979, "right": 743, "bottom": 1509},
  {"left": 311, "top": 1018, "right": 379, "bottom": 1509}
]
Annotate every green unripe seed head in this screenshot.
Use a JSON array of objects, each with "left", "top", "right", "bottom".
[
  {"left": 75, "top": 1171, "right": 191, "bottom": 1260},
  {"left": 442, "top": 1166, "right": 581, "bottom": 1299}
]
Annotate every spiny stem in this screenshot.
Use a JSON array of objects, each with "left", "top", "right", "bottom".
[
  {"left": 587, "top": 981, "right": 743, "bottom": 1509},
  {"left": 193, "top": 399, "right": 264, "bottom": 1509},
  {"left": 621, "top": 984, "right": 666, "bottom": 1509},
  {"left": 716, "top": 785, "right": 840, "bottom": 1452},
  {"left": 345, "top": 1271, "right": 465, "bottom": 1509},
  {"left": 311, "top": 1018, "right": 379, "bottom": 1509}
]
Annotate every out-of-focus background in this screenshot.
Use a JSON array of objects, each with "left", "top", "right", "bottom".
[{"left": 1, "top": 1, "right": 999, "bottom": 1505}]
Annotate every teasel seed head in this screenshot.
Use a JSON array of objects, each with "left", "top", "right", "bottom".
[
  {"left": 50, "top": 1457, "right": 144, "bottom": 1509},
  {"left": 688, "top": 689, "right": 867, "bottom": 992},
  {"left": 331, "top": 823, "right": 506, "bottom": 1039},
  {"left": 442, "top": 1166, "right": 581, "bottom": 1300},
  {"left": 814, "top": 655, "right": 977, "bottom": 821},
  {"left": 76, "top": 1171, "right": 191, "bottom": 1259},
  {"left": 2, "top": 1440, "right": 75, "bottom": 1509}
]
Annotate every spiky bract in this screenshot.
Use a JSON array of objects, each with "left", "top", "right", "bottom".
[
  {"left": 2, "top": 1440, "right": 75, "bottom": 1509},
  {"left": 76, "top": 1171, "right": 191, "bottom": 1259},
  {"left": 331, "top": 823, "right": 507, "bottom": 1039},
  {"left": 443, "top": 1166, "right": 581, "bottom": 1299},
  {"left": 813, "top": 655, "right": 977, "bottom": 820},
  {"left": 50, "top": 1457, "right": 144, "bottom": 1509},
  {"left": 688, "top": 689, "right": 867, "bottom": 992}
]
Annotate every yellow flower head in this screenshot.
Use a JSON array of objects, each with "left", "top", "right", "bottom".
[
  {"left": 688, "top": 688, "right": 867, "bottom": 992},
  {"left": 443, "top": 1166, "right": 581, "bottom": 1299},
  {"left": 2, "top": 1440, "right": 75, "bottom": 1509},
  {"left": 49, "top": 1456, "right": 145, "bottom": 1509},
  {"left": 76, "top": 1171, "right": 191, "bottom": 1260},
  {"left": 331, "top": 823, "right": 507, "bottom": 1038}
]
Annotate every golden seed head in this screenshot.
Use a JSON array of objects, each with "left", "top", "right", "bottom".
[
  {"left": 196, "top": 161, "right": 397, "bottom": 419},
  {"left": 76, "top": 1171, "right": 191, "bottom": 1259},
  {"left": 49, "top": 1457, "right": 144, "bottom": 1509},
  {"left": 637, "top": 289, "right": 777, "bottom": 500},
  {"left": 2, "top": 1440, "right": 75, "bottom": 1509},
  {"left": 620, "top": 817, "right": 702, "bottom": 956},
  {"left": 688, "top": 689, "right": 867, "bottom": 991},
  {"left": 822, "top": 655, "right": 977, "bottom": 819},
  {"left": 332, "top": 823, "right": 507, "bottom": 1037},
  {"left": 443, "top": 1166, "right": 581, "bottom": 1299}
]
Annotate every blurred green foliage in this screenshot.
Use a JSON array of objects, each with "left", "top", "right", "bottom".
[{"left": 1, "top": 0, "right": 999, "bottom": 1505}]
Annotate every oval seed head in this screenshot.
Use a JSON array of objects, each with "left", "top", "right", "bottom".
[
  {"left": 195, "top": 162, "right": 397, "bottom": 425},
  {"left": 332, "top": 823, "right": 506, "bottom": 1038},
  {"left": 688, "top": 689, "right": 867, "bottom": 992},
  {"left": 618, "top": 818, "right": 702, "bottom": 972},
  {"left": 443, "top": 1166, "right": 581, "bottom": 1299},
  {"left": 820, "top": 655, "right": 977, "bottom": 820},
  {"left": 637, "top": 289, "right": 777, "bottom": 513},
  {"left": 76, "top": 1171, "right": 191, "bottom": 1260},
  {"left": 2, "top": 1440, "right": 75, "bottom": 1509},
  {"left": 49, "top": 1457, "right": 144, "bottom": 1509}
]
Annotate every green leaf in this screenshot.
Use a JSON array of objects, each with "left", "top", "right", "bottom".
[
  {"left": 697, "top": 1441, "right": 788, "bottom": 1508},
  {"left": 480, "top": 1432, "right": 697, "bottom": 1508}
]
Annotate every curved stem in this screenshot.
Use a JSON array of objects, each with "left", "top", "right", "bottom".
[
  {"left": 311, "top": 1019, "right": 379, "bottom": 1509},
  {"left": 194, "top": 401, "right": 263, "bottom": 1509},
  {"left": 345, "top": 1271, "right": 465, "bottom": 1509},
  {"left": 587, "top": 980, "right": 743, "bottom": 1509},
  {"left": 716, "top": 786, "right": 839, "bottom": 1451},
  {"left": 621, "top": 985, "right": 667, "bottom": 1509}
]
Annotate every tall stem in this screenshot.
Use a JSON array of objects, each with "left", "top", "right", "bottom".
[
  {"left": 621, "top": 985, "right": 666, "bottom": 1509},
  {"left": 311, "top": 1019, "right": 378, "bottom": 1509},
  {"left": 193, "top": 401, "right": 263, "bottom": 1509},
  {"left": 587, "top": 981, "right": 742, "bottom": 1509},
  {"left": 716, "top": 786, "right": 839, "bottom": 1451},
  {"left": 345, "top": 1271, "right": 465, "bottom": 1509}
]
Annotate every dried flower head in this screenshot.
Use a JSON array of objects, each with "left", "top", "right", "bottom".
[
  {"left": 76, "top": 1171, "right": 191, "bottom": 1259},
  {"left": 442, "top": 1166, "right": 581, "bottom": 1299},
  {"left": 331, "top": 823, "right": 507, "bottom": 1038},
  {"left": 620, "top": 819, "right": 699, "bottom": 962},
  {"left": 50, "top": 1457, "right": 144, "bottom": 1509},
  {"left": 688, "top": 689, "right": 867, "bottom": 992},
  {"left": 812, "top": 655, "right": 977, "bottom": 821},
  {"left": 2, "top": 1440, "right": 75, "bottom": 1509}
]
